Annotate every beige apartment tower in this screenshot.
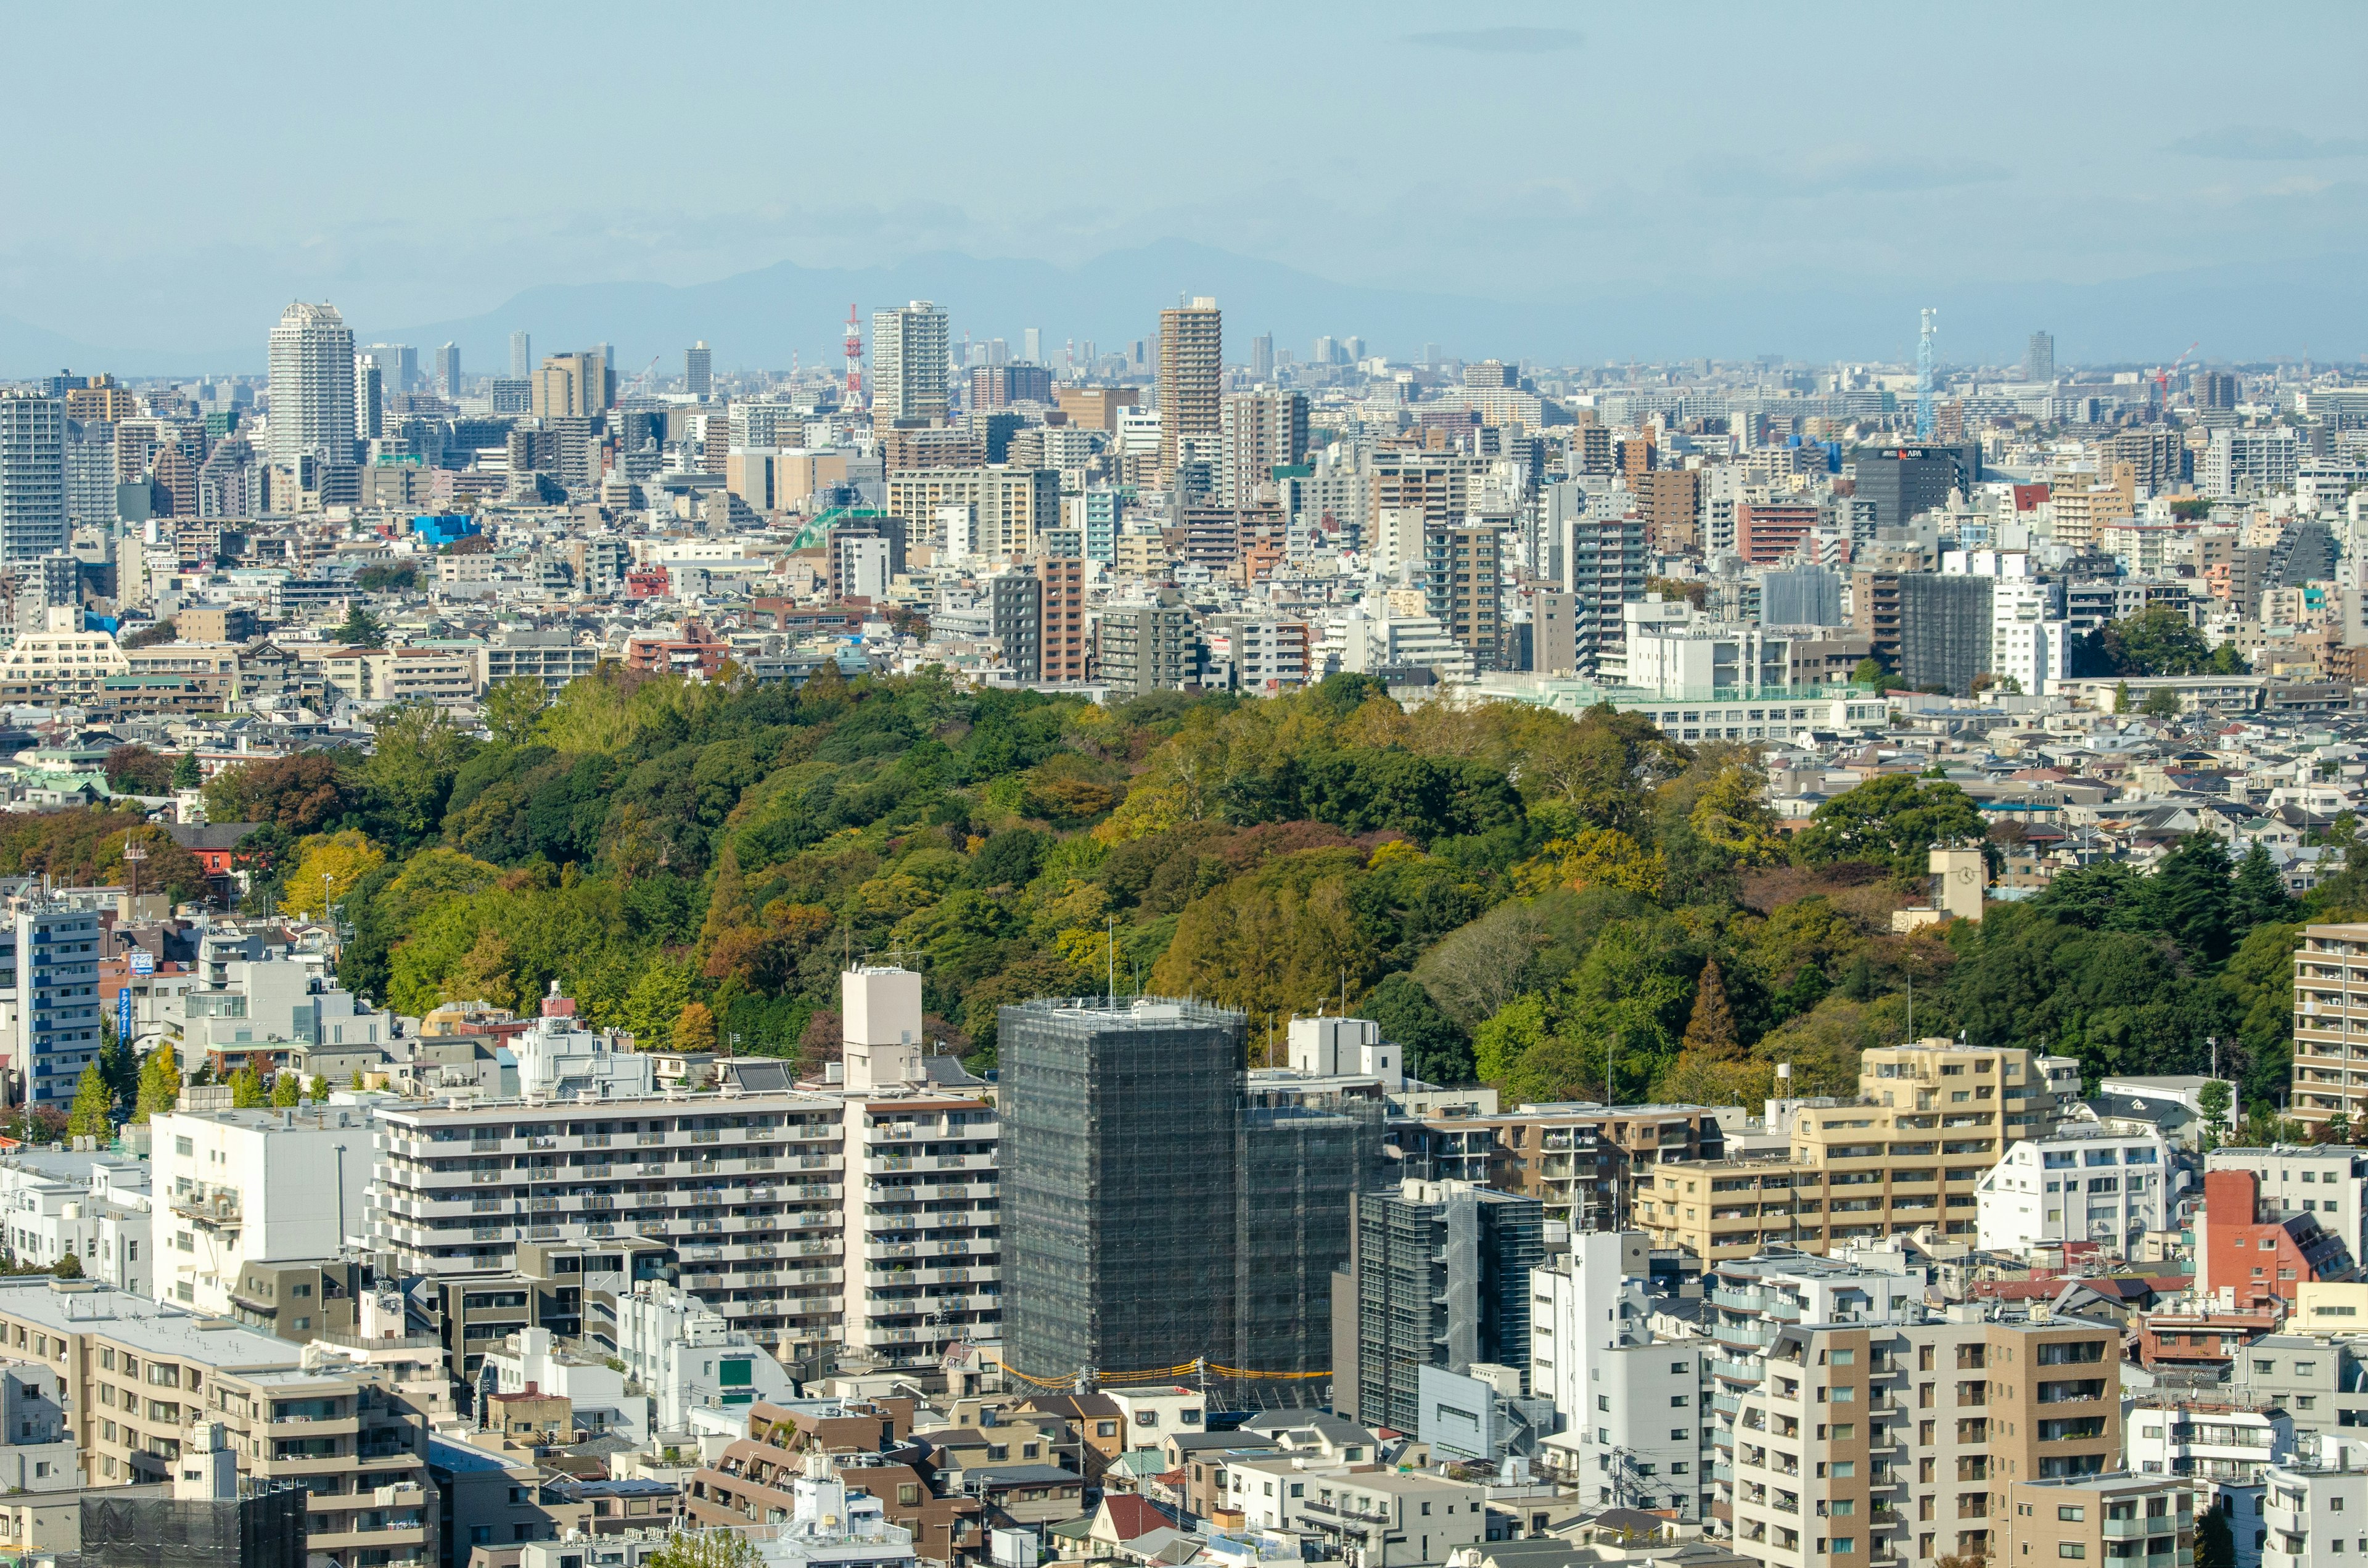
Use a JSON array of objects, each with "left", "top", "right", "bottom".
[
  {"left": 1158, "top": 297, "right": 1222, "bottom": 485},
  {"left": 872, "top": 301, "right": 951, "bottom": 426},
  {"left": 1728, "top": 1309, "right": 2123, "bottom": 1568}
]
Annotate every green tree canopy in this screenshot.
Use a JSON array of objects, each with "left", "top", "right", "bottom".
[{"left": 1793, "top": 775, "right": 1989, "bottom": 879}]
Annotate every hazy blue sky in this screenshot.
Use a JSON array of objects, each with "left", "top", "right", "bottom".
[{"left": 7, "top": 0, "right": 2366, "bottom": 359}]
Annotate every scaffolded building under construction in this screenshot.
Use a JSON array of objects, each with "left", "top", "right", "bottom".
[{"left": 1001, "top": 996, "right": 1387, "bottom": 1408}]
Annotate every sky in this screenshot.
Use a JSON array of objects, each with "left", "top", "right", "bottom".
[{"left": 6, "top": 0, "right": 2367, "bottom": 366}]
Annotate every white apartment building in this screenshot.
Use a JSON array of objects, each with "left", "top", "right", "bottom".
[
  {"left": 151, "top": 1104, "right": 375, "bottom": 1313},
  {"left": 1975, "top": 1125, "right": 2175, "bottom": 1252},
  {"left": 482, "top": 1325, "right": 651, "bottom": 1444},
  {"left": 371, "top": 970, "right": 994, "bottom": 1371},
  {"left": 2129, "top": 1399, "right": 2292, "bottom": 1568},
  {"left": 2263, "top": 1435, "right": 2368, "bottom": 1568},
  {"left": 837, "top": 966, "right": 1001, "bottom": 1376},
  {"left": 0, "top": 1149, "right": 152, "bottom": 1295},
  {"left": 614, "top": 1277, "right": 802, "bottom": 1430},
  {"left": 2203, "top": 428, "right": 2303, "bottom": 500},
  {"left": 1989, "top": 578, "right": 2073, "bottom": 697},
  {"left": 1531, "top": 1231, "right": 1711, "bottom": 1519}
]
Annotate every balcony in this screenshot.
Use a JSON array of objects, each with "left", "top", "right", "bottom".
[{"left": 170, "top": 1191, "right": 242, "bottom": 1228}]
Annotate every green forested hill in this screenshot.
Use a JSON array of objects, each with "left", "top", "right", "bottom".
[{"left": 143, "top": 667, "right": 2350, "bottom": 1128}]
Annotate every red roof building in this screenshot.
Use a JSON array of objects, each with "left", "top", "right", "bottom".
[
  {"left": 2136, "top": 1304, "right": 2283, "bottom": 1370},
  {"left": 2197, "top": 1168, "right": 2356, "bottom": 1307}
]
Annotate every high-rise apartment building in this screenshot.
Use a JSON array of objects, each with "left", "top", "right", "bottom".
[
  {"left": 1096, "top": 601, "right": 1201, "bottom": 695},
  {"left": 266, "top": 302, "right": 357, "bottom": 467},
  {"left": 997, "top": 998, "right": 1377, "bottom": 1403},
  {"left": 509, "top": 330, "right": 531, "bottom": 380},
  {"left": 1250, "top": 333, "right": 1274, "bottom": 379},
  {"left": 882, "top": 466, "right": 1059, "bottom": 557},
  {"left": 1565, "top": 515, "right": 1649, "bottom": 675},
  {"left": 371, "top": 971, "right": 999, "bottom": 1377},
  {"left": 0, "top": 391, "right": 67, "bottom": 564},
  {"left": 531, "top": 350, "right": 612, "bottom": 419},
  {"left": 1157, "top": 298, "right": 1222, "bottom": 485},
  {"left": 1632, "top": 467, "right": 1703, "bottom": 553},
  {"left": 1000, "top": 997, "right": 1243, "bottom": 1387},
  {"left": 2025, "top": 330, "right": 2055, "bottom": 384},
  {"left": 355, "top": 355, "right": 384, "bottom": 441},
  {"left": 1034, "top": 556, "right": 1087, "bottom": 683},
  {"left": 1726, "top": 1309, "right": 2124, "bottom": 1568},
  {"left": 1338, "top": 1180, "right": 1544, "bottom": 1437},
  {"left": 871, "top": 301, "right": 950, "bottom": 425},
  {"left": 15, "top": 900, "right": 104, "bottom": 1109},
  {"left": 1423, "top": 524, "right": 1503, "bottom": 671},
  {"left": 1219, "top": 389, "right": 1309, "bottom": 506},
  {"left": 685, "top": 340, "right": 712, "bottom": 398},
  {"left": 434, "top": 342, "right": 460, "bottom": 399}
]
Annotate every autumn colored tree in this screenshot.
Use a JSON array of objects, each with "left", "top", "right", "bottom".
[
  {"left": 675, "top": 1003, "right": 718, "bottom": 1054},
  {"left": 1682, "top": 958, "right": 1742, "bottom": 1060},
  {"left": 67, "top": 1065, "right": 113, "bottom": 1140},
  {"left": 282, "top": 831, "right": 387, "bottom": 919},
  {"left": 134, "top": 1042, "right": 180, "bottom": 1123}
]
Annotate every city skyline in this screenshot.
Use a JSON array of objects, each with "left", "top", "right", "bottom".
[{"left": 4, "top": 2, "right": 2367, "bottom": 370}]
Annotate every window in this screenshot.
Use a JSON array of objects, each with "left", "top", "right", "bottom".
[
  {"left": 471, "top": 1529, "right": 493, "bottom": 1545},
  {"left": 2060, "top": 1508, "right": 2086, "bottom": 1522},
  {"left": 2062, "top": 1547, "right": 2087, "bottom": 1559}
]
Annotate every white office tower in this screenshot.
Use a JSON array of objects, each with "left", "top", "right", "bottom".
[
  {"left": 870, "top": 301, "right": 950, "bottom": 422},
  {"left": 0, "top": 390, "right": 67, "bottom": 564},
  {"left": 266, "top": 302, "right": 356, "bottom": 466},
  {"left": 686, "top": 340, "right": 712, "bottom": 398},
  {"left": 509, "top": 329, "right": 531, "bottom": 379},
  {"left": 843, "top": 967, "right": 924, "bottom": 1092}
]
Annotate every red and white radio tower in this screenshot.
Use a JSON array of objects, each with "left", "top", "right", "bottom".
[{"left": 843, "top": 305, "right": 864, "bottom": 410}]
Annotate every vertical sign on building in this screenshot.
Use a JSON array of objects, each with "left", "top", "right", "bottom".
[{"left": 118, "top": 987, "right": 132, "bottom": 1043}]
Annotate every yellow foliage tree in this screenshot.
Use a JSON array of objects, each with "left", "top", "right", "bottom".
[
  {"left": 1511, "top": 826, "right": 1666, "bottom": 899},
  {"left": 282, "top": 830, "right": 387, "bottom": 919},
  {"left": 1685, "top": 763, "right": 1788, "bottom": 868}
]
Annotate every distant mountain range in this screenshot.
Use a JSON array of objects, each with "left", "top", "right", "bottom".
[{"left": 4, "top": 239, "right": 2362, "bottom": 379}]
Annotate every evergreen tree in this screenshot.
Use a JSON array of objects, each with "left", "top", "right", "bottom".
[
  {"left": 1364, "top": 972, "right": 1474, "bottom": 1086},
  {"left": 229, "top": 1061, "right": 267, "bottom": 1109},
  {"left": 270, "top": 1071, "right": 302, "bottom": 1108},
  {"left": 2233, "top": 841, "right": 2296, "bottom": 928},
  {"left": 2113, "top": 679, "right": 2132, "bottom": 715},
  {"left": 2145, "top": 832, "right": 2237, "bottom": 964},
  {"left": 1682, "top": 958, "right": 1743, "bottom": 1061},
  {"left": 65, "top": 1064, "right": 113, "bottom": 1141},
  {"left": 2197, "top": 1501, "right": 2235, "bottom": 1568},
  {"left": 96, "top": 1035, "right": 138, "bottom": 1120},
  {"left": 171, "top": 752, "right": 201, "bottom": 790},
  {"left": 133, "top": 1042, "right": 180, "bottom": 1123}
]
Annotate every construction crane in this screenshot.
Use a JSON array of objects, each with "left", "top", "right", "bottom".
[
  {"left": 626, "top": 355, "right": 662, "bottom": 396},
  {"left": 2155, "top": 342, "right": 2201, "bottom": 403}
]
